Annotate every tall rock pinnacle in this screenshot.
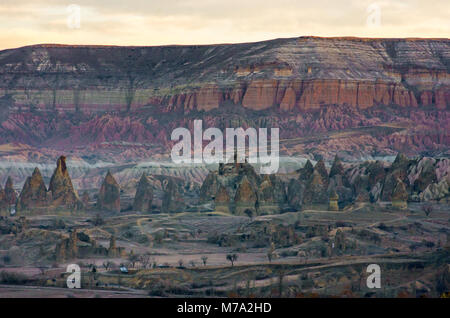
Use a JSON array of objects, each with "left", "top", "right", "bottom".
[
  {"left": 4, "top": 177, "right": 17, "bottom": 205},
  {"left": 48, "top": 156, "right": 83, "bottom": 210},
  {"left": 97, "top": 171, "right": 121, "bottom": 213},
  {"left": 133, "top": 173, "right": 153, "bottom": 213}
]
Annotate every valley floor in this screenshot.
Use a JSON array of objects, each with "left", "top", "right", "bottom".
[{"left": 0, "top": 203, "right": 449, "bottom": 298}]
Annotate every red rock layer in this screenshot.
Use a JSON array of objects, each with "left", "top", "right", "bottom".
[{"left": 158, "top": 79, "right": 448, "bottom": 112}]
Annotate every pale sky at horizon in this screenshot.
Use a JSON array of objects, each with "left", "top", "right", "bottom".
[{"left": 1, "top": 0, "right": 449, "bottom": 50}]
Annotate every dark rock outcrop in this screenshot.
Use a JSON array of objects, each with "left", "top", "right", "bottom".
[
  {"left": 287, "top": 178, "right": 304, "bottom": 210},
  {"left": 314, "top": 159, "right": 330, "bottom": 188},
  {"left": 329, "top": 190, "right": 339, "bottom": 211},
  {"left": 392, "top": 178, "right": 408, "bottom": 209},
  {"left": 302, "top": 160, "right": 329, "bottom": 206},
  {"left": 215, "top": 185, "right": 231, "bottom": 203},
  {"left": 286, "top": 153, "right": 449, "bottom": 210},
  {"left": 234, "top": 176, "right": 258, "bottom": 216},
  {"left": 81, "top": 191, "right": 90, "bottom": 207},
  {"left": 329, "top": 155, "right": 345, "bottom": 179},
  {"left": 199, "top": 150, "right": 288, "bottom": 215},
  {"left": 4, "top": 177, "right": 17, "bottom": 205},
  {"left": 97, "top": 171, "right": 121, "bottom": 212},
  {"left": 133, "top": 173, "right": 153, "bottom": 213},
  {"left": 161, "top": 178, "right": 185, "bottom": 213},
  {"left": 380, "top": 153, "right": 411, "bottom": 201},
  {"left": 199, "top": 173, "right": 220, "bottom": 203},
  {"left": 298, "top": 160, "right": 314, "bottom": 182},
  {"left": 0, "top": 186, "right": 7, "bottom": 211},
  {"left": 303, "top": 170, "right": 329, "bottom": 205},
  {"left": 55, "top": 229, "right": 79, "bottom": 261}
]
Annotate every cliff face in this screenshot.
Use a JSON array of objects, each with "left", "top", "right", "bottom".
[
  {"left": 0, "top": 37, "right": 448, "bottom": 113},
  {"left": 0, "top": 37, "right": 448, "bottom": 163}
]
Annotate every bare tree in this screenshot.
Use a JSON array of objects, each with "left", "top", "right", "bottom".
[
  {"left": 409, "top": 244, "right": 418, "bottom": 254},
  {"left": 38, "top": 264, "right": 49, "bottom": 276},
  {"left": 267, "top": 242, "right": 275, "bottom": 263},
  {"left": 128, "top": 251, "right": 139, "bottom": 268},
  {"left": 422, "top": 204, "right": 433, "bottom": 217},
  {"left": 267, "top": 251, "right": 273, "bottom": 263},
  {"left": 226, "top": 254, "right": 238, "bottom": 267},
  {"left": 139, "top": 254, "right": 152, "bottom": 269},
  {"left": 178, "top": 259, "right": 184, "bottom": 268},
  {"left": 278, "top": 267, "right": 286, "bottom": 297},
  {"left": 201, "top": 256, "right": 208, "bottom": 266},
  {"left": 102, "top": 261, "right": 112, "bottom": 271}
]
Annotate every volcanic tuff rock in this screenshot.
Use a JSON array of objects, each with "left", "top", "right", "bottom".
[
  {"left": 16, "top": 167, "right": 48, "bottom": 212},
  {"left": 298, "top": 160, "right": 314, "bottom": 181},
  {"left": 0, "top": 176, "right": 16, "bottom": 211},
  {"left": 3, "top": 177, "right": 17, "bottom": 205},
  {"left": 234, "top": 176, "right": 258, "bottom": 216},
  {"left": 161, "top": 178, "right": 184, "bottom": 213},
  {"left": 55, "top": 229, "right": 80, "bottom": 261},
  {"left": 0, "top": 186, "right": 6, "bottom": 211},
  {"left": 97, "top": 171, "right": 120, "bottom": 212},
  {"left": 199, "top": 172, "right": 220, "bottom": 204},
  {"left": 419, "top": 179, "right": 449, "bottom": 202},
  {"left": 301, "top": 159, "right": 331, "bottom": 206},
  {"left": 48, "top": 156, "right": 83, "bottom": 210},
  {"left": 133, "top": 173, "right": 153, "bottom": 213},
  {"left": 409, "top": 157, "right": 438, "bottom": 193},
  {"left": 329, "top": 155, "right": 345, "bottom": 179},
  {"left": 284, "top": 152, "right": 449, "bottom": 211},
  {"left": 392, "top": 178, "right": 408, "bottom": 202},
  {"left": 287, "top": 178, "right": 304, "bottom": 210},
  {"left": 1, "top": 37, "right": 448, "bottom": 114},
  {"left": 234, "top": 177, "right": 257, "bottom": 204},
  {"left": 380, "top": 154, "right": 411, "bottom": 201},
  {"left": 329, "top": 189, "right": 339, "bottom": 211},
  {"left": 302, "top": 170, "right": 329, "bottom": 205},
  {"left": 215, "top": 185, "right": 231, "bottom": 203},
  {"left": 199, "top": 154, "right": 288, "bottom": 215},
  {"left": 81, "top": 191, "right": 90, "bottom": 206},
  {"left": 0, "top": 37, "right": 448, "bottom": 164},
  {"left": 314, "top": 159, "right": 330, "bottom": 187},
  {"left": 327, "top": 155, "right": 353, "bottom": 206}
]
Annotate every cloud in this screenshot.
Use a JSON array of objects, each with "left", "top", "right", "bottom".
[{"left": 0, "top": 0, "right": 448, "bottom": 49}]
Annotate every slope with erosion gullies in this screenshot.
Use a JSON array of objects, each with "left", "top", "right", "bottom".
[
  {"left": 0, "top": 36, "right": 448, "bottom": 165},
  {"left": 0, "top": 37, "right": 448, "bottom": 113},
  {"left": 0, "top": 103, "right": 448, "bottom": 163}
]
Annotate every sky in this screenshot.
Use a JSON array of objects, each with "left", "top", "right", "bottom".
[{"left": 1, "top": 0, "right": 449, "bottom": 50}]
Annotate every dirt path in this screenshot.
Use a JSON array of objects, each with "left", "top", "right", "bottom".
[
  {"left": 213, "top": 254, "right": 423, "bottom": 291},
  {"left": 0, "top": 284, "right": 148, "bottom": 298}
]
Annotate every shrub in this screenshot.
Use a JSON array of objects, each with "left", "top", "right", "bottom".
[{"left": 0, "top": 271, "right": 29, "bottom": 284}]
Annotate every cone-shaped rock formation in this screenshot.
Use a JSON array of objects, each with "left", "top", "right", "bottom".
[
  {"left": 133, "top": 173, "right": 153, "bottom": 213},
  {"left": 48, "top": 156, "right": 83, "bottom": 210},
  {"left": 97, "top": 171, "right": 121, "bottom": 212}
]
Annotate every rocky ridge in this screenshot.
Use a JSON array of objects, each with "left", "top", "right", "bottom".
[{"left": 0, "top": 37, "right": 448, "bottom": 164}]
